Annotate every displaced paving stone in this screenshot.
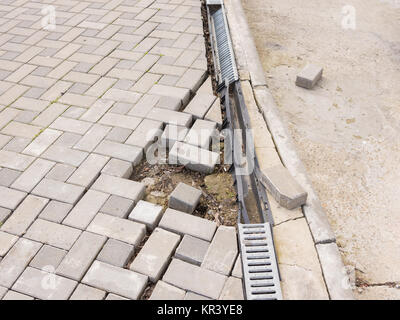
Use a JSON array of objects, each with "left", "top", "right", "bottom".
[
  {"left": 70, "top": 284, "right": 106, "bottom": 300},
  {"left": 146, "top": 107, "right": 192, "bottom": 127},
  {"left": 1, "top": 195, "right": 49, "bottom": 236},
  {"left": 67, "top": 154, "right": 109, "bottom": 188},
  {"left": 260, "top": 165, "right": 307, "bottom": 210},
  {"left": 0, "top": 231, "right": 18, "bottom": 257},
  {"left": 159, "top": 208, "right": 217, "bottom": 241},
  {"left": 160, "top": 124, "right": 188, "bottom": 148},
  {"left": 0, "top": 186, "right": 26, "bottom": 210},
  {"left": 24, "top": 219, "right": 81, "bottom": 251},
  {"left": 101, "top": 158, "right": 133, "bottom": 179},
  {"left": 0, "top": 238, "right": 42, "bottom": 288},
  {"left": 0, "top": 208, "right": 11, "bottom": 225},
  {"left": 169, "top": 141, "right": 219, "bottom": 174},
  {"left": 29, "top": 245, "right": 67, "bottom": 271},
  {"left": 39, "top": 200, "right": 73, "bottom": 223},
  {"left": 57, "top": 231, "right": 107, "bottom": 281},
  {"left": 175, "top": 235, "right": 210, "bottom": 266},
  {"left": 201, "top": 226, "right": 238, "bottom": 276},
  {"left": 94, "top": 140, "right": 142, "bottom": 165},
  {"left": 219, "top": 277, "right": 244, "bottom": 300},
  {"left": 100, "top": 195, "right": 134, "bottom": 218},
  {"left": 156, "top": 96, "right": 181, "bottom": 111},
  {"left": 163, "top": 259, "right": 227, "bottom": 300},
  {"left": 296, "top": 64, "right": 323, "bottom": 89},
  {"left": 149, "top": 280, "right": 185, "bottom": 300},
  {"left": 97, "top": 239, "right": 134, "bottom": 268},
  {"left": 2, "top": 290, "right": 34, "bottom": 300},
  {"left": 184, "top": 292, "right": 211, "bottom": 300},
  {"left": 87, "top": 213, "right": 146, "bottom": 247},
  {"left": 128, "top": 200, "right": 163, "bottom": 231},
  {"left": 231, "top": 254, "right": 243, "bottom": 278},
  {"left": 83, "top": 261, "right": 148, "bottom": 300},
  {"left": 205, "top": 99, "right": 222, "bottom": 129},
  {"left": 169, "top": 182, "right": 202, "bottom": 214},
  {"left": 32, "top": 178, "right": 85, "bottom": 205},
  {"left": 184, "top": 119, "right": 217, "bottom": 150},
  {"left": 12, "top": 267, "right": 77, "bottom": 300},
  {"left": 183, "top": 93, "right": 216, "bottom": 120},
  {"left": 130, "top": 228, "right": 180, "bottom": 282}
]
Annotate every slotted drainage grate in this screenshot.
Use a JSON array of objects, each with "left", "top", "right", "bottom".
[{"left": 238, "top": 223, "right": 282, "bottom": 300}]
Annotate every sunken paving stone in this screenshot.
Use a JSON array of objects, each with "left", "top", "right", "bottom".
[
  {"left": 1, "top": 195, "right": 49, "bottom": 236},
  {"left": 56, "top": 231, "right": 107, "bottom": 281},
  {"left": 160, "top": 124, "right": 189, "bottom": 148},
  {"left": 2, "top": 290, "right": 34, "bottom": 300},
  {"left": 175, "top": 235, "right": 210, "bottom": 266},
  {"left": 100, "top": 195, "right": 134, "bottom": 219},
  {"left": 219, "top": 277, "right": 244, "bottom": 300},
  {"left": 128, "top": 200, "right": 163, "bottom": 231},
  {"left": 183, "top": 93, "right": 216, "bottom": 120},
  {"left": 168, "top": 182, "right": 202, "bottom": 214},
  {"left": 91, "top": 174, "right": 145, "bottom": 203},
  {"left": 146, "top": 107, "right": 192, "bottom": 128},
  {"left": 169, "top": 141, "right": 219, "bottom": 174},
  {"left": 83, "top": 261, "right": 148, "bottom": 300},
  {"left": 0, "top": 208, "right": 11, "bottom": 225},
  {"left": 39, "top": 200, "right": 73, "bottom": 224},
  {"left": 149, "top": 280, "right": 186, "bottom": 300},
  {"left": 296, "top": 64, "right": 323, "bottom": 89},
  {"left": 201, "top": 226, "right": 238, "bottom": 276},
  {"left": 0, "top": 238, "right": 42, "bottom": 288},
  {"left": 0, "top": 186, "right": 26, "bottom": 210},
  {"left": 29, "top": 245, "right": 67, "bottom": 271},
  {"left": 12, "top": 267, "right": 77, "bottom": 300},
  {"left": 184, "top": 119, "right": 217, "bottom": 150},
  {"left": 70, "top": 284, "right": 106, "bottom": 300},
  {"left": 31, "top": 179, "right": 85, "bottom": 205},
  {"left": 159, "top": 208, "right": 217, "bottom": 241},
  {"left": 87, "top": 213, "right": 146, "bottom": 247},
  {"left": 24, "top": 219, "right": 81, "bottom": 251},
  {"left": 101, "top": 158, "right": 133, "bottom": 179},
  {"left": 97, "top": 239, "right": 134, "bottom": 268},
  {"left": 0, "top": 231, "right": 18, "bottom": 257},
  {"left": 94, "top": 140, "right": 142, "bottom": 165},
  {"left": 163, "top": 259, "right": 227, "bottom": 300},
  {"left": 130, "top": 228, "right": 180, "bottom": 283}
]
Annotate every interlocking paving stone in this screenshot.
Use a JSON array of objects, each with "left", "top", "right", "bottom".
[
  {"left": 12, "top": 267, "right": 77, "bottom": 300},
  {"left": 101, "top": 158, "right": 133, "bottom": 179},
  {"left": 163, "top": 259, "right": 227, "bottom": 300},
  {"left": 159, "top": 208, "right": 217, "bottom": 242},
  {"left": 175, "top": 235, "right": 210, "bottom": 266},
  {"left": 73, "top": 123, "right": 111, "bottom": 152},
  {"left": 38, "top": 201, "right": 73, "bottom": 224},
  {"left": 0, "top": 238, "right": 42, "bottom": 288},
  {"left": 149, "top": 280, "right": 185, "bottom": 300},
  {"left": 106, "top": 127, "right": 132, "bottom": 143},
  {"left": 0, "top": 231, "right": 18, "bottom": 257},
  {"left": 125, "top": 119, "right": 163, "bottom": 151},
  {"left": 184, "top": 119, "right": 217, "bottom": 150},
  {"left": 0, "top": 168, "right": 21, "bottom": 187},
  {"left": 41, "top": 145, "right": 89, "bottom": 167},
  {"left": 31, "top": 179, "right": 85, "bottom": 205},
  {"left": 67, "top": 154, "right": 109, "bottom": 188},
  {"left": 0, "top": 150, "right": 34, "bottom": 171},
  {"left": 24, "top": 219, "right": 81, "bottom": 251},
  {"left": 176, "top": 68, "right": 207, "bottom": 92},
  {"left": 205, "top": 99, "right": 223, "bottom": 129},
  {"left": 0, "top": 208, "right": 11, "bottom": 225},
  {"left": 99, "top": 113, "right": 142, "bottom": 131},
  {"left": 1, "top": 121, "right": 42, "bottom": 139},
  {"left": 146, "top": 107, "right": 192, "bottom": 128},
  {"left": 105, "top": 293, "right": 129, "bottom": 300},
  {"left": 22, "top": 129, "right": 62, "bottom": 157},
  {"left": 168, "top": 182, "right": 202, "bottom": 214},
  {"left": 56, "top": 231, "right": 107, "bottom": 281},
  {"left": 45, "top": 163, "right": 76, "bottom": 182},
  {"left": 219, "top": 277, "right": 244, "bottom": 300},
  {"left": 183, "top": 93, "right": 216, "bottom": 120},
  {"left": 94, "top": 140, "right": 142, "bottom": 164},
  {"left": 82, "top": 261, "right": 148, "bottom": 300},
  {"left": 70, "top": 284, "right": 106, "bottom": 300},
  {"left": 128, "top": 200, "right": 163, "bottom": 231},
  {"left": 97, "top": 239, "right": 134, "bottom": 268},
  {"left": 231, "top": 254, "right": 243, "bottom": 278},
  {"left": 2, "top": 290, "right": 34, "bottom": 300},
  {"left": 100, "top": 195, "right": 134, "bottom": 218},
  {"left": 0, "top": 186, "right": 27, "bottom": 210},
  {"left": 29, "top": 245, "right": 67, "bottom": 271},
  {"left": 148, "top": 84, "right": 190, "bottom": 105},
  {"left": 160, "top": 124, "right": 189, "bottom": 148}
]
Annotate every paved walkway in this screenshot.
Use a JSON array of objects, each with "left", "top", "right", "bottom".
[{"left": 0, "top": 0, "right": 243, "bottom": 300}]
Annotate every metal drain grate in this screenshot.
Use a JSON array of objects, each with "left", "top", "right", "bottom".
[{"left": 238, "top": 223, "right": 282, "bottom": 300}]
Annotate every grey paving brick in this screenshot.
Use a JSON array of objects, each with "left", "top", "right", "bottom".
[
  {"left": 0, "top": 238, "right": 42, "bottom": 288},
  {"left": 2, "top": 290, "right": 34, "bottom": 300},
  {"left": 296, "top": 64, "right": 323, "bottom": 89},
  {"left": 0, "top": 150, "right": 35, "bottom": 171},
  {"left": 163, "top": 259, "right": 227, "bottom": 300},
  {"left": 205, "top": 99, "right": 222, "bottom": 129},
  {"left": 100, "top": 195, "right": 134, "bottom": 218},
  {"left": 125, "top": 119, "right": 163, "bottom": 151},
  {"left": 101, "top": 158, "right": 133, "bottom": 179},
  {"left": 22, "top": 129, "right": 62, "bottom": 157},
  {"left": 50, "top": 117, "right": 92, "bottom": 135},
  {"left": 0, "top": 286, "right": 7, "bottom": 299},
  {"left": 160, "top": 124, "right": 188, "bottom": 148},
  {"left": 32, "top": 179, "right": 85, "bottom": 205},
  {"left": 1, "top": 195, "right": 48, "bottom": 237},
  {"left": 30, "top": 103, "right": 68, "bottom": 127},
  {"left": 94, "top": 140, "right": 142, "bottom": 165},
  {"left": 29, "top": 245, "right": 67, "bottom": 271},
  {"left": 99, "top": 113, "right": 142, "bottom": 130},
  {"left": 41, "top": 145, "right": 89, "bottom": 167},
  {"left": 201, "top": 226, "right": 238, "bottom": 276},
  {"left": 80, "top": 99, "right": 114, "bottom": 123},
  {"left": 92, "top": 174, "right": 145, "bottom": 203},
  {"left": 176, "top": 68, "right": 207, "bottom": 92},
  {"left": 169, "top": 182, "right": 202, "bottom": 214},
  {"left": 156, "top": 95, "right": 182, "bottom": 111},
  {"left": 87, "top": 213, "right": 146, "bottom": 246},
  {"left": 0, "top": 231, "right": 18, "bottom": 257},
  {"left": 53, "top": 132, "right": 83, "bottom": 148},
  {"left": 0, "top": 168, "right": 21, "bottom": 187},
  {"left": 130, "top": 228, "right": 180, "bottom": 282},
  {"left": 184, "top": 119, "right": 217, "bottom": 150},
  {"left": 12, "top": 267, "right": 77, "bottom": 300},
  {"left": 97, "top": 239, "right": 134, "bottom": 268},
  {"left": 82, "top": 260, "right": 148, "bottom": 300},
  {"left": 128, "top": 200, "right": 163, "bottom": 231},
  {"left": 183, "top": 93, "right": 216, "bottom": 120},
  {"left": 46, "top": 164, "right": 76, "bottom": 182},
  {"left": 149, "top": 280, "right": 185, "bottom": 300},
  {"left": 148, "top": 84, "right": 190, "bottom": 106},
  {"left": 3, "top": 137, "right": 31, "bottom": 152},
  {"left": 0, "top": 208, "right": 11, "bottom": 225},
  {"left": 106, "top": 127, "right": 132, "bottom": 143},
  {"left": 128, "top": 94, "right": 159, "bottom": 118},
  {"left": 74, "top": 123, "right": 111, "bottom": 152},
  {"left": 159, "top": 208, "right": 217, "bottom": 242},
  {"left": 70, "top": 284, "right": 106, "bottom": 300},
  {"left": 0, "top": 186, "right": 26, "bottom": 210},
  {"left": 57, "top": 231, "right": 107, "bottom": 281},
  {"left": 219, "top": 277, "right": 244, "bottom": 300},
  {"left": 24, "top": 219, "right": 81, "bottom": 251},
  {"left": 146, "top": 107, "right": 192, "bottom": 127},
  {"left": 39, "top": 201, "right": 73, "bottom": 224},
  {"left": 175, "top": 235, "right": 210, "bottom": 266},
  {"left": 231, "top": 254, "right": 243, "bottom": 278},
  {"left": 67, "top": 154, "right": 109, "bottom": 188}
]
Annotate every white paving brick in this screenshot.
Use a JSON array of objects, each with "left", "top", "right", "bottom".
[{"left": 22, "top": 129, "right": 62, "bottom": 157}]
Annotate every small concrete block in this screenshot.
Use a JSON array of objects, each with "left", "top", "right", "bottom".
[
  {"left": 70, "top": 284, "right": 106, "bottom": 300},
  {"left": 219, "top": 277, "right": 244, "bottom": 300},
  {"left": 296, "top": 64, "right": 323, "bottom": 89},
  {"left": 260, "top": 165, "right": 307, "bottom": 210},
  {"left": 82, "top": 261, "right": 148, "bottom": 300},
  {"left": 231, "top": 254, "right": 243, "bottom": 278},
  {"left": 175, "top": 235, "right": 209, "bottom": 266},
  {"left": 184, "top": 292, "right": 211, "bottom": 300},
  {"left": 159, "top": 208, "right": 217, "bottom": 241},
  {"left": 149, "top": 280, "right": 185, "bottom": 300},
  {"left": 29, "top": 245, "right": 67, "bottom": 271},
  {"left": 163, "top": 259, "right": 227, "bottom": 300},
  {"left": 2, "top": 290, "right": 34, "bottom": 300},
  {"left": 0, "top": 208, "right": 11, "bottom": 225},
  {"left": 97, "top": 239, "right": 134, "bottom": 268},
  {"left": 183, "top": 93, "right": 216, "bottom": 120},
  {"left": 130, "top": 228, "right": 180, "bottom": 282},
  {"left": 100, "top": 195, "right": 134, "bottom": 218},
  {"left": 169, "top": 182, "right": 202, "bottom": 214},
  {"left": 161, "top": 124, "right": 188, "bottom": 149},
  {"left": 101, "top": 158, "right": 133, "bottom": 179},
  {"left": 39, "top": 200, "right": 73, "bottom": 223},
  {"left": 184, "top": 119, "right": 217, "bottom": 150},
  {"left": 106, "top": 293, "right": 128, "bottom": 300},
  {"left": 0, "top": 231, "right": 18, "bottom": 257},
  {"left": 128, "top": 200, "right": 163, "bottom": 231},
  {"left": 201, "top": 226, "right": 238, "bottom": 276}
]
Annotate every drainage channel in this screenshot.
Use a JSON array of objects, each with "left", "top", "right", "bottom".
[{"left": 205, "top": 0, "right": 282, "bottom": 300}]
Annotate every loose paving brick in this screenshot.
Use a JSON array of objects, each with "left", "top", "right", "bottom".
[
  {"left": 101, "top": 158, "right": 133, "bottom": 179},
  {"left": 184, "top": 119, "right": 217, "bottom": 150},
  {"left": 39, "top": 201, "right": 73, "bottom": 224},
  {"left": 163, "top": 259, "right": 227, "bottom": 300},
  {"left": 101, "top": 195, "right": 134, "bottom": 218},
  {"left": 94, "top": 140, "right": 142, "bottom": 164},
  {"left": 0, "top": 231, "right": 18, "bottom": 257},
  {"left": 296, "top": 64, "right": 323, "bottom": 89},
  {"left": 175, "top": 235, "right": 210, "bottom": 266},
  {"left": 183, "top": 93, "right": 216, "bottom": 120},
  {"left": 125, "top": 119, "right": 163, "bottom": 151},
  {"left": 201, "top": 226, "right": 238, "bottom": 276},
  {"left": 205, "top": 99, "right": 223, "bottom": 129},
  {"left": 67, "top": 154, "right": 109, "bottom": 188},
  {"left": 149, "top": 280, "right": 185, "bottom": 300},
  {"left": 29, "top": 245, "right": 67, "bottom": 271},
  {"left": 83, "top": 260, "right": 148, "bottom": 300},
  {"left": 70, "top": 284, "right": 106, "bottom": 300},
  {"left": 160, "top": 124, "right": 189, "bottom": 148},
  {"left": 32, "top": 179, "right": 85, "bottom": 205},
  {"left": 159, "top": 208, "right": 217, "bottom": 241},
  {"left": 146, "top": 107, "right": 192, "bottom": 128},
  {"left": 169, "top": 182, "right": 202, "bottom": 214},
  {"left": 57, "top": 231, "right": 107, "bottom": 281},
  {"left": 130, "top": 228, "right": 180, "bottom": 282},
  {"left": 97, "top": 239, "right": 134, "bottom": 268},
  {"left": 128, "top": 200, "right": 164, "bottom": 231},
  {"left": 219, "top": 277, "right": 244, "bottom": 300}
]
